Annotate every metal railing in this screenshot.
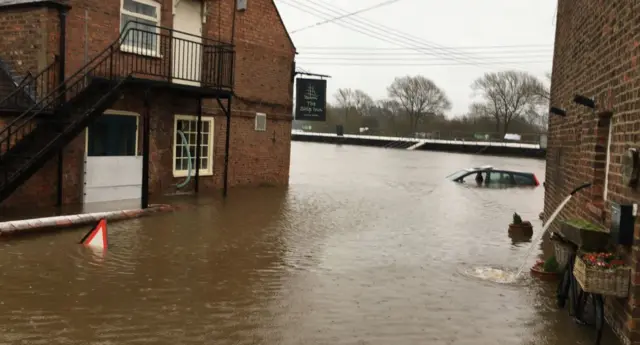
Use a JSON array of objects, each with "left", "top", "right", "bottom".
[
  {"left": 0, "top": 56, "right": 60, "bottom": 111},
  {"left": 100, "top": 23, "right": 234, "bottom": 88},
  {"left": 294, "top": 129, "right": 547, "bottom": 147},
  {"left": 0, "top": 21, "right": 235, "bottom": 162},
  {"left": 291, "top": 130, "right": 544, "bottom": 149}
]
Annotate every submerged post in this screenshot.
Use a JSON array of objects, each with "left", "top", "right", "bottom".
[
  {"left": 194, "top": 97, "right": 202, "bottom": 193},
  {"left": 141, "top": 90, "right": 151, "bottom": 209},
  {"left": 56, "top": 8, "right": 68, "bottom": 207}
]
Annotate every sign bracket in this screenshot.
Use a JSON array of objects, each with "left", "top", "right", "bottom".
[{"left": 295, "top": 71, "right": 332, "bottom": 79}]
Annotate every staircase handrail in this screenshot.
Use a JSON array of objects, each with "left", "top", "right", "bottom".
[{"left": 0, "top": 56, "right": 59, "bottom": 109}]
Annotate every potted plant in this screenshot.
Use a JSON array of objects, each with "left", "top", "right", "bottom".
[
  {"left": 573, "top": 251, "right": 630, "bottom": 297},
  {"left": 508, "top": 212, "right": 533, "bottom": 236},
  {"left": 558, "top": 218, "right": 609, "bottom": 251},
  {"left": 531, "top": 256, "right": 561, "bottom": 280}
]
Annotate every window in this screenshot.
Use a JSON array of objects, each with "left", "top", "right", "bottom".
[
  {"left": 485, "top": 171, "right": 514, "bottom": 184},
  {"left": 255, "top": 112, "right": 266, "bottom": 132},
  {"left": 173, "top": 115, "right": 214, "bottom": 177},
  {"left": 87, "top": 114, "right": 138, "bottom": 157},
  {"left": 120, "top": 0, "right": 161, "bottom": 56},
  {"left": 513, "top": 173, "right": 535, "bottom": 186}
]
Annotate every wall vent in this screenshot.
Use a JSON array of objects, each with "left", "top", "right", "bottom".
[{"left": 255, "top": 113, "right": 266, "bottom": 132}]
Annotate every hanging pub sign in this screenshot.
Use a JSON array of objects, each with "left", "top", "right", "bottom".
[{"left": 295, "top": 78, "right": 327, "bottom": 121}]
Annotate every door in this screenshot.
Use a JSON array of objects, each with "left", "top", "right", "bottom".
[
  {"left": 172, "top": 0, "right": 203, "bottom": 87},
  {"left": 84, "top": 112, "right": 142, "bottom": 204}
]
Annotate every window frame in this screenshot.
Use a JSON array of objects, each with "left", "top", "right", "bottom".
[
  {"left": 172, "top": 114, "right": 215, "bottom": 178},
  {"left": 84, "top": 109, "right": 140, "bottom": 157},
  {"left": 512, "top": 173, "right": 535, "bottom": 186},
  {"left": 255, "top": 112, "right": 267, "bottom": 132},
  {"left": 119, "top": 0, "right": 162, "bottom": 57}
]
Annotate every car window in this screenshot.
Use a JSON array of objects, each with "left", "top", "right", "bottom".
[
  {"left": 485, "top": 171, "right": 513, "bottom": 184},
  {"left": 513, "top": 173, "right": 535, "bottom": 185},
  {"left": 446, "top": 170, "right": 469, "bottom": 180}
]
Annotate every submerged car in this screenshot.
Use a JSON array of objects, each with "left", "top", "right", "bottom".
[{"left": 446, "top": 165, "right": 540, "bottom": 187}]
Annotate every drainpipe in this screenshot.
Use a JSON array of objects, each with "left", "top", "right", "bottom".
[
  {"left": 222, "top": 3, "right": 237, "bottom": 198},
  {"left": 230, "top": 2, "right": 237, "bottom": 44},
  {"left": 56, "top": 6, "right": 68, "bottom": 208},
  {"left": 58, "top": 8, "right": 67, "bottom": 88}
]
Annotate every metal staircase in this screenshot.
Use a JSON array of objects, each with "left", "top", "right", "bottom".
[
  {"left": 0, "top": 57, "right": 59, "bottom": 114},
  {"left": 0, "top": 23, "right": 234, "bottom": 204}
]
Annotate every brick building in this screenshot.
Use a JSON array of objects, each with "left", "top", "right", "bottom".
[
  {"left": 0, "top": 0, "right": 296, "bottom": 210},
  {"left": 545, "top": 1, "right": 640, "bottom": 343}
]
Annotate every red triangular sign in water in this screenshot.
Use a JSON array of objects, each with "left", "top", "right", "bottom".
[{"left": 80, "top": 218, "right": 108, "bottom": 250}]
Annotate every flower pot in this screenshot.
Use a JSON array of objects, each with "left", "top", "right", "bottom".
[
  {"left": 558, "top": 219, "right": 609, "bottom": 251},
  {"left": 530, "top": 262, "right": 560, "bottom": 281},
  {"left": 508, "top": 221, "right": 533, "bottom": 237},
  {"left": 509, "top": 231, "right": 532, "bottom": 244},
  {"left": 574, "top": 253, "right": 631, "bottom": 297}
]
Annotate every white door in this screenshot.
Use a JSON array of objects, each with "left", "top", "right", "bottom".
[
  {"left": 83, "top": 112, "right": 142, "bottom": 205},
  {"left": 172, "top": 0, "right": 203, "bottom": 87}
]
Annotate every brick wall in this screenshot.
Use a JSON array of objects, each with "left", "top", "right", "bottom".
[
  {"left": 546, "top": 1, "right": 640, "bottom": 344},
  {"left": 0, "top": 5, "right": 59, "bottom": 79},
  {"left": 0, "top": 0, "right": 295, "bottom": 209}
]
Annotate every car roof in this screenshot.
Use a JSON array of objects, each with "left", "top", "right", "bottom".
[
  {"left": 462, "top": 166, "right": 533, "bottom": 175},
  {"left": 465, "top": 165, "right": 494, "bottom": 172}
]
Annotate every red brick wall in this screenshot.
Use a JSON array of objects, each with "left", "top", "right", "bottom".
[
  {"left": 545, "top": 1, "right": 640, "bottom": 344},
  {"left": 0, "top": 3, "right": 71, "bottom": 210},
  {"left": 0, "top": 0, "right": 295, "bottom": 209},
  {"left": 102, "top": 88, "right": 291, "bottom": 197},
  {"left": 0, "top": 6, "right": 59, "bottom": 78},
  {"left": 203, "top": 0, "right": 296, "bottom": 186}
]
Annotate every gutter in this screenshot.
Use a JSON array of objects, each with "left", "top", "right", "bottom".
[{"left": 0, "top": 0, "right": 71, "bottom": 11}]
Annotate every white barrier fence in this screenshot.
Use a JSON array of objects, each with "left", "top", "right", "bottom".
[{"left": 291, "top": 130, "right": 542, "bottom": 149}]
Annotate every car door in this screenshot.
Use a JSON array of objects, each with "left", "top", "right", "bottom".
[{"left": 512, "top": 173, "right": 536, "bottom": 186}]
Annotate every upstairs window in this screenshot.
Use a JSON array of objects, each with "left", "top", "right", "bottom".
[{"left": 120, "top": 0, "right": 161, "bottom": 56}]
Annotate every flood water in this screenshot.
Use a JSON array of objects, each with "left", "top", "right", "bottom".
[{"left": 0, "top": 142, "right": 621, "bottom": 345}]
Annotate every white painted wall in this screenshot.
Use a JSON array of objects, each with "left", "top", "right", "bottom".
[{"left": 84, "top": 157, "right": 143, "bottom": 204}]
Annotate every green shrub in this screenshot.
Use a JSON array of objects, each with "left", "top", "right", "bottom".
[
  {"left": 543, "top": 256, "right": 560, "bottom": 273},
  {"left": 512, "top": 212, "right": 523, "bottom": 224}
]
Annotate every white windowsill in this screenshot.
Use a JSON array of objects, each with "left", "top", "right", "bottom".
[
  {"left": 120, "top": 44, "right": 163, "bottom": 59},
  {"left": 173, "top": 170, "right": 213, "bottom": 178}
]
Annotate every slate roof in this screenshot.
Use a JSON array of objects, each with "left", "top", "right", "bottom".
[
  {"left": 0, "top": 0, "right": 47, "bottom": 5},
  {"left": 0, "top": 0, "right": 68, "bottom": 9}
]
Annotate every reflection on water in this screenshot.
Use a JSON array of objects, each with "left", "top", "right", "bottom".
[{"left": 0, "top": 143, "right": 620, "bottom": 345}]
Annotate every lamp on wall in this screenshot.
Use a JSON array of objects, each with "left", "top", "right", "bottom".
[
  {"left": 549, "top": 107, "right": 567, "bottom": 117},
  {"left": 573, "top": 94, "right": 596, "bottom": 109}
]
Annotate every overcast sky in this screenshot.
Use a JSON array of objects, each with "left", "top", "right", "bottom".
[{"left": 274, "top": 0, "right": 557, "bottom": 117}]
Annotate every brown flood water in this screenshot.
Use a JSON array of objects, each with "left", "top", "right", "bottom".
[{"left": 0, "top": 142, "right": 621, "bottom": 345}]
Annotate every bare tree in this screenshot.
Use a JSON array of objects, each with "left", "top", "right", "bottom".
[
  {"left": 470, "top": 70, "right": 547, "bottom": 136},
  {"left": 353, "top": 90, "right": 375, "bottom": 117},
  {"left": 334, "top": 88, "right": 355, "bottom": 108},
  {"left": 375, "top": 99, "right": 403, "bottom": 135},
  {"left": 334, "top": 88, "right": 355, "bottom": 132},
  {"left": 377, "top": 99, "right": 402, "bottom": 116},
  {"left": 521, "top": 72, "right": 550, "bottom": 132},
  {"left": 387, "top": 75, "right": 451, "bottom": 135}
]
